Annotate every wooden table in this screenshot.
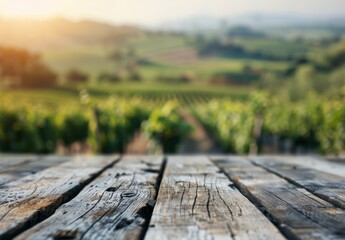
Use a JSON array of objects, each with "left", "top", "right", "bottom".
[{"left": 0, "top": 155, "right": 344, "bottom": 240}]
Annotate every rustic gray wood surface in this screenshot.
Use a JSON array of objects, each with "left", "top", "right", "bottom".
[
  {"left": 16, "top": 156, "right": 164, "bottom": 240},
  {"left": 0, "top": 156, "right": 118, "bottom": 239},
  {"left": 252, "top": 157, "right": 345, "bottom": 210},
  {"left": 145, "top": 156, "right": 285, "bottom": 240},
  {"left": 1, "top": 155, "right": 344, "bottom": 240},
  {"left": 0, "top": 155, "right": 69, "bottom": 186},
  {"left": 251, "top": 156, "right": 345, "bottom": 177},
  {"left": 213, "top": 156, "right": 345, "bottom": 240},
  {"left": 0, "top": 155, "right": 40, "bottom": 168}
]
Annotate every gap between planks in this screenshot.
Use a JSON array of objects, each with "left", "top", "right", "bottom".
[{"left": 145, "top": 156, "right": 285, "bottom": 240}]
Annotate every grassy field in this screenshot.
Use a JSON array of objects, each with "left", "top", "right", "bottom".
[
  {"left": 232, "top": 38, "right": 310, "bottom": 58},
  {"left": 42, "top": 32, "right": 292, "bottom": 84}
]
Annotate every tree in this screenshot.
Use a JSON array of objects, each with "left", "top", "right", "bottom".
[
  {"left": 66, "top": 69, "right": 89, "bottom": 83},
  {"left": 21, "top": 62, "right": 57, "bottom": 87},
  {"left": 0, "top": 46, "right": 57, "bottom": 87},
  {"left": 128, "top": 70, "right": 141, "bottom": 82},
  {"left": 98, "top": 72, "right": 121, "bottom": 83}
]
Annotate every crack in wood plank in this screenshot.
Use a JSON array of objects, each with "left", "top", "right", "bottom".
[
  {"left": 15, "top": 156, "right": 164, "bottom": 240},
  {"left": 0, "top": 156, "right": 119, "bottom": 240},
  {"left": 145, "top": 156, "right": 285, "bottom": 240}
]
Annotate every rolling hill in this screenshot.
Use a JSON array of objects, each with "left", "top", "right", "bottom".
[{"left": 0, "top": 17, "right": 143, "bottom": 51}]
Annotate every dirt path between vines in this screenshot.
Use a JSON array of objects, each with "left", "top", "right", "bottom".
[
  {"left": 125, "top": 109, "right": 222, "bottom": 154},
  {"left": 125, "top": 131, "right": 151, "bottom": 154},
  {"left": 178, "top": 109, "right": 222, "bottom": 154}
]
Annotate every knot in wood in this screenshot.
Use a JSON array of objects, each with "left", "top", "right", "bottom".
[
  {"left": 53, "top": 229, "right": 80, "bottom": 240},
  {"left": 121, "top": 190, "right": 137, "bottom": 198}
]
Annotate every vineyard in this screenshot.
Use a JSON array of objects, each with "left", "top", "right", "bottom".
[
  {"left": 0, "top": 97, "right": 143, "bottom": 153},
  {"left": 109, "top": 91, "right": 232, "bottom": 106},
  {"left": 1, "top": 13, "right": 344, "bottom": 156},
  {"left": 1, "top": 90, "right": 345, "bottom": 155},
  {"left": 195, "top": 93, "right": 345, "bottom": 155},
  {"left": 0, "top": 84, "right": 249, "bottom": 107}
]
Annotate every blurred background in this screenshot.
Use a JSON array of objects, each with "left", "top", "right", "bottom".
[{"left": 0, "top": 0, "right": 344, "bottom": 156}]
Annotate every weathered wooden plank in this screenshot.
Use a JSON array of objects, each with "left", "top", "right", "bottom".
[
  {"left": 324, "top": 157, "right": 345, "bottom": 164},
  {"left": 0, "top": 156, "right": 69, "bottom": 186},
  {"left": 145, "top": 156, "right": 285, "bottom": 240},
  {"left": 213, "top": 156, "right": 345, "bottom": 240},
  {"left": 0, "top": 155, "right": 40, "bottom": 169},
  {"left": 16, "top": 156, "right": 164, "bottom": 240},
  {"left": 252, "top": 157, "right": 345, "bottom": 210},
  {"left": 0, "top": 155, "right": 42, "bottom": 186},
  {"left": 252, "top": 156, "right": 345, "bottom": 178},
  {"left": 0, "top": 155, "right": 118, "bottom": 239}
]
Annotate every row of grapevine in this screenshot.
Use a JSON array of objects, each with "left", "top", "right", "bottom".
[
  {"left": 194, "top": 100, "right": 254, "bottom": 154},
  {"left": 142, "top": 101, "right": 193, "bottom": 153},
  {"left": 195, "top": 94, "right": 345, "bottom": 155},
  {"left": 0, "top": 94, "right": 195, "bottom": 154},
  {"left": 91, "top": 97, "right": 150, "bottom": 153},
  {"left": 264, "top": 96, "right": 345, "bottom": 154},
  {"left": 112, "top": 91, "right": 232, "bottom": 106},
  {"left": 0, "top": 96, "right": 150, "bottom": 153},
  {"left": 3, "top": 90, "right": 343, "bottom": 155}
]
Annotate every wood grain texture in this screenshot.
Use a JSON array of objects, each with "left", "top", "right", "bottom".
[
  {"left": 251, "top": 156, "right": 345, "bottom": 178},
  {"left": 0, "top": 155, "right": 118, "bottom": 239},
  {"left": 16, "top": 156, "right": 164, "bottom": 240},
  {"left": 252, "top": 157, "right": 345, "bottom": 210},
  {"left": 213, "top": 156, "right": 345, "bottom": 240},
  {"left": 145, "top": 156, "right": 285, "bottom": 240},
  {"left": 0, "top": 155, "right": 40, "bottom": 168},
  {"left": 0, "top": 156, "right": 69, "bottom": 186}
]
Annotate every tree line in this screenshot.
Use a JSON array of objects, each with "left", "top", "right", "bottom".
[{"left": 0, "top": 46, "right": 57, "bottom": 87}]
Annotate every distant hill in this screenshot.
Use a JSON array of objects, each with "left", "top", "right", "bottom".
[
  {"left": 157, "top": 13, "right": 345, "bottom": 32},
  {"left": 0, "top": 18, "right": 144, "bottom": 52}
]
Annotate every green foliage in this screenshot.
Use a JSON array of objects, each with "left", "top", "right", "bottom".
[
  {"left": 283, "top": 40, "right": 345, "bottom": 101},
  {"left": 198, "top": 39, "right": 292, "bottom": 61},
  {"left": 156, "top": 72, "right": 194, "bottom": 84},
  {"left": 196, "top": 94, "right": 345, "bottom": 155},
  {"left": 250, "top": 91, "right": 268, "bottom": 115},
  {"left": 128, "top": 70, "right": 142, "bottom": 82},
  {"left": 316, "top": 102, "right": 345, "bottom": 154},
  {"left": 66, "top": 69, "right": 89, "bottom": 83},
  {"left": 98, "top": 72, "right": 121, "bottom": 83},
  {"left": 195, "top": 100, "right": 253, "bottom": 153},
  {"left": 0, "top": 96, "right": 149, "bottom": 154},
  {"left": 209, "top": 69, "right": 261, "bottom": 85},
  {"left": 329, "top": 68, "right": 345, "bottom": 95},
  {"left": 0, "top": 106, "right": 59, "bottom": 153},
  {"left": 264, "top": 95, "right": 345, "bottom": 154},
  {"left": 142, "top": 101, "right": 193, "bottom": 153},
  {"left": 61, "top": 112, "right": 89, "bottom": 146},
  {"left": 313, "top": 41, "right": 345, "bottom": 71},
  {"left": 91, "top": 98, "right": 149, "bottom": 153},
  {"left": 1, "top": 90, "right": 345, "bottom": 155}
]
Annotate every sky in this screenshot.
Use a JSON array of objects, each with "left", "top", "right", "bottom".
[{"left": 0, "top": 0, "right": 345, "bottom": 25}]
